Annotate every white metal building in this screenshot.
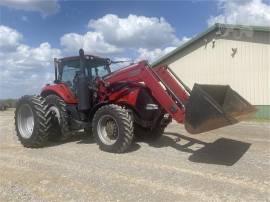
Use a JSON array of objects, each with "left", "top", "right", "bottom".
[{"left": 152, "top": 23, "right": 270, "bottom": 119}]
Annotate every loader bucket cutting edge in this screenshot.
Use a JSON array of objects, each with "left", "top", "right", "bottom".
[{"left": 184, "top": 84, "right": 256, "bottom": 134}]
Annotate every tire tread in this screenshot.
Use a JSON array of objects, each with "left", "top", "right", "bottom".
[
  {"left": 93, "top": 104, "right": 134, "bottom": 153},
  {"left": 15, "top": 95, "right": 52, "bottom": 148}
]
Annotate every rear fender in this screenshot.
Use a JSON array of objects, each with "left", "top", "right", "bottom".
[{"left": 41, "top": 84, "right": 78, "bottom": 104}]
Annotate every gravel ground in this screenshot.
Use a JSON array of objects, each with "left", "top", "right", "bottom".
[{"left": 0, "top": 108, "right": 270, "bottom": 201}]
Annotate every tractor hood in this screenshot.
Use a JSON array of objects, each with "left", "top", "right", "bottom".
[{"left": 104, "top": 61, "right": 147, "bottom": 83}]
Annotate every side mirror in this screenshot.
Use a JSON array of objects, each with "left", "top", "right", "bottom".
[{"left": 107, "top": 59, "right": 111, "bottom": 65}]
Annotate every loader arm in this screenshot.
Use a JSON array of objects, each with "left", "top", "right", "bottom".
[
  {"left": 105, "top": 61, "right": 256, "bottom": 134},
  {"left": 105, "top": 61, "right": 189, "bottom": 123}
]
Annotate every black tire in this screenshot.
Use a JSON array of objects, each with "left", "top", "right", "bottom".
[
  {"left": 134, "top": 124, "right": 165, "bottom": 141},
  {"left": 84, "top": 127, "right": 92, "bottom": 136},
  {"left": 92, "top": 104, "right": 134, "bottom": 153},
  {"left": 15, "top": 95, "right": 52, "bottom": 148},
  {"left": 45, "top": 95, "right": 71, "bottom": 141}
]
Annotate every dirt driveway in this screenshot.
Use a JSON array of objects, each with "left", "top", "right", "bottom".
[{"left": 0, "top": 109, "right": 269, "bottom": 201}]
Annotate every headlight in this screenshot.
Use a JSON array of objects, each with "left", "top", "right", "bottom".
[{"left": 145, "top": 104, "right": 158, "bottom": 110}]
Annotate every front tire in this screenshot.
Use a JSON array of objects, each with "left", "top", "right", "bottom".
[
  {"left": 92, "top": 104, "right": 134, "bottom": 153},
  {"left": 15, "top": 95, "right": 52, "bottom": 148}
]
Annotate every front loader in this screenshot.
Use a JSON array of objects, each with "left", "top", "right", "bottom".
[{"left": 15, "top": 49, "right": 256, "bottom": 153}]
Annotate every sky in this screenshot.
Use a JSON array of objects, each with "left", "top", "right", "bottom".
[{"left": 0, "top": 0, "right": 269, "bottom": 98}]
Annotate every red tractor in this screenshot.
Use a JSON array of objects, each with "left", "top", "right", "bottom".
[{"left": 15, "top": 49, "right": 255, "bottom": 153}]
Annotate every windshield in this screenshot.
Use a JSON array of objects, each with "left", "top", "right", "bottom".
[
  {"left": 89, "top": 65, "right": 110, "bottom": 78},
  {"left": 58, "top": 58, "right": 111, "bottom": 87}
]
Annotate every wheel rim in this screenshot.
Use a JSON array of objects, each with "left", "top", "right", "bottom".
[
  {"left": 97, "top": 115, "right": 119, "bottom": 145},
  {"left": 17, "top": 104, "right": 34, "bottom": 139},
  {"left": 48, "top": 106, "right": 60, "bottom": 124}
]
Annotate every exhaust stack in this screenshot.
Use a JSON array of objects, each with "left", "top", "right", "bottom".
[{"left": 77, "top": 49, "right": 91, "bottom": 111}]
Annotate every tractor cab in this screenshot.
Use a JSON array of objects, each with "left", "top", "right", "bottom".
[
  {"left": 54, "top": 52, "right": 111, "bottom": 90},
  {"left": 53, "top": 50, "right": 112, "bottom": 111}
]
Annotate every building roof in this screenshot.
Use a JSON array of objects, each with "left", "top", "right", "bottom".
[{"left": 151, "top": 23, "right": 270, "bottom": 67}]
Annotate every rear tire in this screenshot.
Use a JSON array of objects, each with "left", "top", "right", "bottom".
[
  {"left": 92, "top": 104, "right": 134, "bottom": 153},
  {"left": 15, "top": 95, "right": 52, "bottom": 148},
  {"left": 45, "top": 94, "right": 71, "bottom": 141}
]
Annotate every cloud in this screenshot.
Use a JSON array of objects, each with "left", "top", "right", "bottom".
[
  {"left": 208, "top": 0, "right": 270, "bottom": 26},
  {"left": 136, "top": 36, "right": 191, "bottom": 63},
  {"left": 110, "top": 57, "right": 133, "bottom": 71},
  {"left": 0, "top": 0, "right": 60, "bottom": 16},
  {"left": 88, "top": 14, "right": 180, "bottom": 49},
  {"left": 61, "top": 14, "right": 182, "bottom": 58},
  {"left": 0, "top": 15, "right": 188, "bottom": 98},
  {"left": 10, "top": 42, "right": 61, "bottom": 70},
  {"left": 0, "top": 25, "right": 22, "bottom": 51},
  {"left": 137, "top": 47, "right": 176, "bottom": 63},
  {"left": 60, "top": 32, "right": 122, "bottom": 56},
  {"left": 0, "top": 25, "right": 61, "bottom": 98}
]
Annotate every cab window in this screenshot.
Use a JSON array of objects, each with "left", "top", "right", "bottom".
[
  {"left": 91, "top": 65, "right": 110, "bottom": 79},
  {"left": 59, "top": 60, "right": 80, "bottom": 88}
]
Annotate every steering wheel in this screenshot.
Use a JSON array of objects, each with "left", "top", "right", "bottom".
[
  {"left": 66, "top": 81, "right": 73, "bottom": 87},
  {"left": 89, "top": 76, "right": 101, "bottom": 91}
]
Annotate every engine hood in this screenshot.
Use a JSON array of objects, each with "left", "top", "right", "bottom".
[{"left": 104, "top": 61, "right": 148, "bottom": 83}]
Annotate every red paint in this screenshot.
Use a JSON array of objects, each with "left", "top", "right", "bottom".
[
  {"left": 42, "top": 60, "right": 190, "bottom": 124},
  {"left": 103, "top": 61, "right": 188, "bottom": 123},
  {"left": 109, "top": 88, "right": 140, "bottom": 107},
  {"left": 154, "top": 65, "right": 189, "bottom": 102},
  {"left": 41, "top": 83, "right": 78, "bottom": 104}
]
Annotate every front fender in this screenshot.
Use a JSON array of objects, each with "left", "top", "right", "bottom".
[{"left": 41, "top": 84, "right": 78, "bottom": 104}]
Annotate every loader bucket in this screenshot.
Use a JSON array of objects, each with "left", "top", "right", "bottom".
[{"left": 184, "top": 84, "right": 256, "bottom": 134}]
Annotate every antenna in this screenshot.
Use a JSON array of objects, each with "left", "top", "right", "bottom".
[{"left": 111, "top": 60, "right": 134, "bottom": 65}]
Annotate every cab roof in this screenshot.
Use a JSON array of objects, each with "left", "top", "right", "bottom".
[{"left": 55, "top": 55, "right": 110, "bottom": 63}]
